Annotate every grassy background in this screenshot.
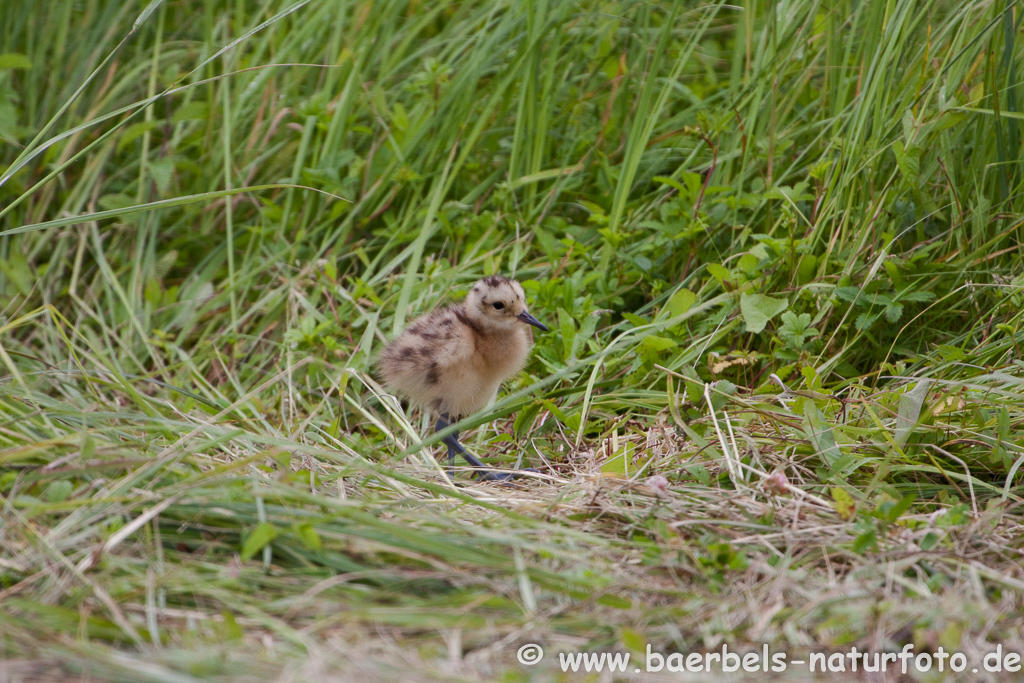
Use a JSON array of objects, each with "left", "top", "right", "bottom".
[{"left": 2, "top": 0, "right": 1024, "bottom": 680}]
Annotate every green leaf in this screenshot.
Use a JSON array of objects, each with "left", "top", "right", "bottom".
[
  {"left": 294, "top": 523, "right": 322, "bottom": 551},
  {"left": 877, "top": 493, "right": 916, "bottom": 523},
  {"left": 513, "top": 401, "right": 543, "bottom": 439},
  {"left": 631, "top": 254, "right": 652, "bottom": 270},
  {"left": 601, "top": 447, "right": 628, "bottom": 476},
  {"left": 902, "top": 108, "right": 916, "bottom": 143},
  {"left": 240, "top": 522, "right": 278, "bottom": 560},
  {"left": 681, "top": 364, "right": 703, "bottom": 403},
  {"left": 666, "top": 288, "right": 696, "bottom": 319},
  {"left": 882, "top": 259, "right": 902, "bottom": 286},
  {"left": 936, "top": 504, "right": 970, "bottom": 528},
  {"left": 883, "top": 302, "right": 904, "bottom": 323},
  {"left": 327, "top": 416, "right": 342, "bottom": 439},
  {"left": 0, "top": 252, "right": 34, "bottom": 296},
  {"left": 835, "top": 286, "right": 862, "bottom": 304},
  {"left": 779, "top": 311, "right": 815, "bottom": 348},
  {"left": 803, "top": 401, "right": 842, "bottom": 467},
  {"left": 391, "top": 101, "right": 409, "bottom": 132},
  {"left": 895, "top": 380, "right": 933, "bottom": 446},
  {"left": 97, "top": 193, "right": 136, "bottom": 212},
  {"left": 640, "top": 335, "right": 677, "bottom": 359},
  {"left": 117, "top": 121, "right": 160, "bottom": 152},
  {"left": 642, "top": 336, "right": 678, "bottom": 352},
  {"left": 796, "top": 254, "right": 817, "bottom": 284},
  {"left": 0, "top": 53, "right": 32, "bottom": 69},
  {"left": 706, "top": 263, "right": 732, "bottom": 285},
  {"left": 622, "top": 312, "right": 648, "bottom": 327},
  {"left": 220, "top": 611, "right": 244, "bottom": 640},
  {"left": 171, "top": 101, "right": 210, "bottom": 124},
  {"left": 832, "top": 487, "right": 856, "bottom": 520},
  {"left": 801, "top": 365, "right": 822, "bottom": 391},
  {"left": 854, "top": 312, "right": 877, "bottom": 330},
  {"left": 148, "top": 157, "right": 176, "bottom": 194},
  {"left": 900, "top": 290, "right": 936, "bottom": 302},
  {"left": 578, "top": 310, "right": 601, "bottom": 343},
  {"left": 708, "top": 379, "right": 736, "bottom": 411},
  {"left": 937, "top": 345, "right": 965, "bottom": 362},
  {"left": 892, "top": 139, "right": 920, "bottom": 185},
  {"left": 737, "top": 252, "right": 760, "bottom": 275},
  {"left": 557, "top": 307, "right": 577, "bottom": 361},
  {"left": 639, "top": 335, "right": 677, "bottom": 369},
  {"left": 921, "top": 531, "right": 940, "bottom": 551},
  {"left": 619, "top": 627, "right": 646, "bottom": 654},
  {"left": 0, "top": 96, "right": 21, "bottom": 142},
  {"left": 46, "top": 480, "right": 73, "bottom": 503},
  {"left": 852, "top": 528, "right": 877, "bottom": 553},
  {"left": 597, "top": 594, "right": 632, "bottom": 609},
  {"left": 739, "top": 293, "right": 788, "bottom": 333},
  {"left": 144, "top": 278, "right": 162, "bottom": 306},
  {"left": 652, "top": 175, "right": 688, "bottom": 195},
  {"left": 155, "top": 249, "right": 178, "bottom": 278}
]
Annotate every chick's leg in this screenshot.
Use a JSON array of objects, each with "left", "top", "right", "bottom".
[{"left": 435, "top": 415, "right": 488, "bottom": 478}]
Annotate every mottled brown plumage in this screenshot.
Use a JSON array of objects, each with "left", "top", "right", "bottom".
[{"left": 378, "top": 276, "right": 547, "bottom": 480}]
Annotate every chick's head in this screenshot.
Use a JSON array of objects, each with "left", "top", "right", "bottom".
[{"left": 464, "top": 276, "right": 547, "bottom": 333}]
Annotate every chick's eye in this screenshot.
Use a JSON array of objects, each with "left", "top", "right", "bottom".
[{"left": 492, "top": 302, "right": 505, "bottom": 310}]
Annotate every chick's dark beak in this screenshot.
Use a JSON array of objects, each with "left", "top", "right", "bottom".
[{"left": 517, "top": 311, "right": 548, "bottom": 332}]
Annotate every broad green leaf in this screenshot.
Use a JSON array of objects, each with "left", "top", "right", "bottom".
[
  {"left": 877, "top": 493, "right": 916, "bottom": 523},
  {"left": 601, "top": 447, "right": 628, "bottom": 476},
  {"left": 619, "top": 627, "right": 646, "bottom": 653},
  {"left": 738, "top": 253, "right": 760, "bottom": 275},
  {"left": 835, "top": 286, "right": 862, "bottom": 303},
  {"left": 0, "top": 53, "right": 32, "bottom": 69},
  {"left": 117, "top": 121, "right": 160, "bottom": 152},
  {"left": 708, "top": 379, "right": 736, "bottom": 411},
  {"left": 895, "top": 380, "right": 933, "bottom": 445},
  {"left": 892, "top": 139, "right": 920, "bottom": 185},
  {"left": 171, "top": 101, "right": 211, "bottom": 124},
  {"left": 739, "top": 293, "right": 788, "bottom": 333},
  {"left": 666, "top": 288, "right": 696, "bottom": 319},
  {"left": 852, "top": 528, "right": 876, "bottom": 552},
  {"left": 681, "top": 364, "right": 703, "bottom": 403},
  {"left": 149, "top": 157, "right": 176, "bottom": 194},
  {"left": 294, "top": 523, "right": 323, "bottom": 551},
  {"left": 558, "top": 307, "right": 577, "bottom": 361},
  {"left": 46, "top": 480, "right": 73, "bottom": 503},
  {"left": 832, "top": 487, "right": 856, "bottom": 520},
  {"left": 937, "top": 345, "right": 965, "bottom": 362},
  {"left": 640, "top": 335, "right": 677, "bottom": 353},
  {"left": 0, "top": 252, "right": 34, "bottom": 296},
  {"left": 241, "top": 522, "right": 278, "bottom": 560},
  {"left": 597, "top": 594, "right": 632, "bottom": 609},
  {"left": 902, "top": 108, "right": 916, "bottom": 143},
  {"left": 779, "top": 311, "right": 815, "bottom": 348},
  {"left": 639, "top": 335, "right": 677, "bottom": 368},
  {"left": 706, "top": 263, "right": 732, "bottom": 285},
  {"left": 622, "top": 312, "right": 648, "bottom": 327},
  {"left": 804, "top": 401, "right": 842, "bottom": 467},
  {"left": 220, "top": 611, "right": 244, "bottom": 640},
  {"left": 796, "top": 254, "right": 817, "bottom": 284},
  {"left": 144, "top": 278, "right": 162, "bottom": 306}
]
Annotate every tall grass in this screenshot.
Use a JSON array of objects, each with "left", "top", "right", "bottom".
[{"left": 2, "top": 0, "right": 1024, "bottom": 679}]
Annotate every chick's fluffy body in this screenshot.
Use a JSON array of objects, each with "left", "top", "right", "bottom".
[{"left": 378, "top": 276, "right": 535, "bottom": 417}]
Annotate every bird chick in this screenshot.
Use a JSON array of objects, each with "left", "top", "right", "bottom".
[{"left": 378, "top": 275, "right": 547, "bottom": 480}]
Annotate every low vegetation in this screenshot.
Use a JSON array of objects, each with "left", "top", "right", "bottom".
[{"left": 2, "top": 0, "right": 1024, "bottom": 680}]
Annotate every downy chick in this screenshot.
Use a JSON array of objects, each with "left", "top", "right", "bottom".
[{"left": 378, "top": 275, "right": 547, "bottom": 480}]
